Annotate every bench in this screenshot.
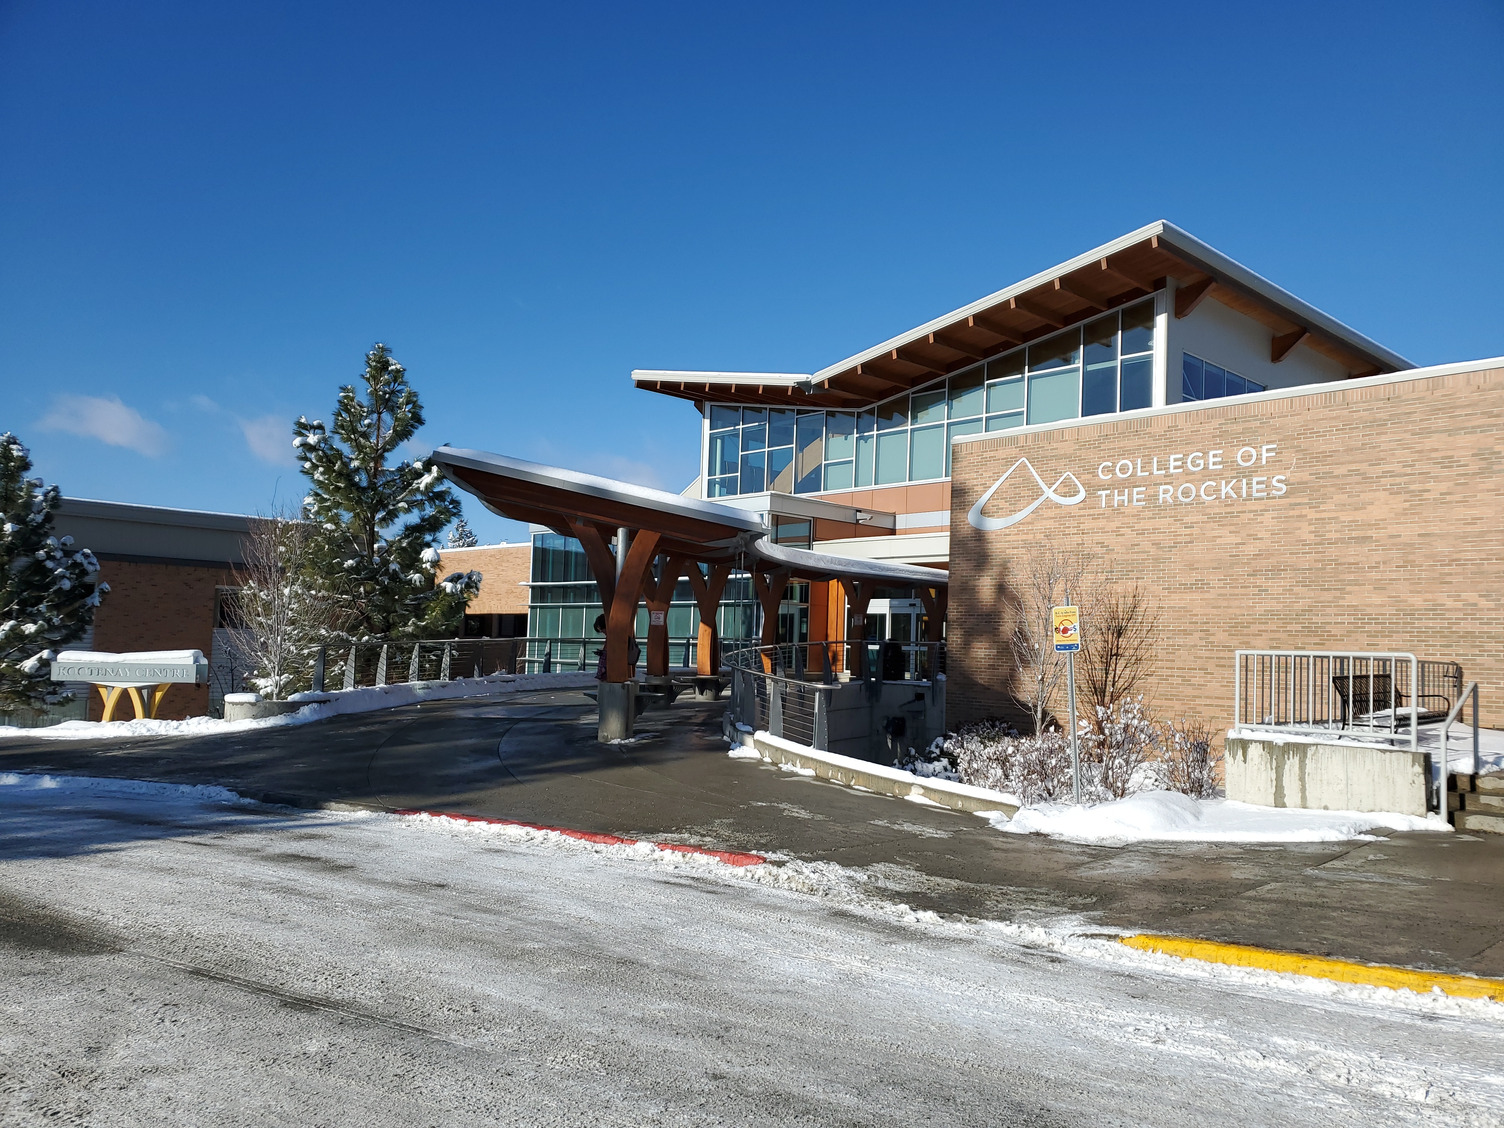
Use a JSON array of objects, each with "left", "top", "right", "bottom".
[{"left": 1331, "top": 673, "right": 1451, "bottom": 727}]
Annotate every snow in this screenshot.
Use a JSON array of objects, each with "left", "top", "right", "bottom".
[
  {"left": 0, "top": 671, "right": 599, "bottom": 740},
  {"left": 1, "top": 768, "right": 1501, "bottom": 1128},
  {"left": 57, "top": 648, "right": 204, "bottom": 663},
  {"left": 990, "top": 789, "right": 1449, "bottom": 847}
]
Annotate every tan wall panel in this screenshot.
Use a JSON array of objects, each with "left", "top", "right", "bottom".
[
  {"left": 438, "top": 544, "right": 532, "bottom": 616},
  {"left": 947, "top": 366, "right": 1504, "bottom": 731}
]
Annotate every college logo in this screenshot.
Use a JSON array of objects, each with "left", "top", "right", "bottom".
[{"left": 966, "top": 457, "right": 1086, "bottom": 531}]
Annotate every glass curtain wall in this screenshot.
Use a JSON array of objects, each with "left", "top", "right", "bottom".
[
  {"left": 706, "top": 297, "right": 1157, "bottom": 497},
  {"left": 1181, "top": 353, "right": 1266, "bottom": 402},
  {"left": 525, "top": 533, "right": 760, "bottom": 672}
]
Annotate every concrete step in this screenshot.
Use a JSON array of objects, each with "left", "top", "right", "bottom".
[
  {"left": 1476, "top": 773, "right": 1504, "bottom": 795},
  {"left": 1463, "top": 791, "right": 1504, "bottom": 813},
  {"left": 1454, "top": 810, "right": 1504, "bottom": 835}
]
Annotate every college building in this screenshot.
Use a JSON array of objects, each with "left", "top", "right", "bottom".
[{"left": 438, "top": 220, "right": 1500, "bottom": 732}]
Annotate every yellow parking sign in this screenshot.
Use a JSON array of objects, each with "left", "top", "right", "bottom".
[{"left": 1052, "top": 605, "right": 1081, "bottom": 652}]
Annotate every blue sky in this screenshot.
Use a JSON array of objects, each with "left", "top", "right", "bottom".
[{"left": 3, "top": 1, "right": 1501, "bottom": 544}]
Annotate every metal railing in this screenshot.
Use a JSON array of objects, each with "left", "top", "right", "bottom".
[
  {"left": 312, "top": 637, "right": 535, "bottom": 691},
  {"left": 1439, "top": 681, "right": 1481, "bottom": 780},
  {"left": 726, "top": 639, "right": 946, "bottom": 684},
  {"left": 1234, "top": 650, "right": 1464, "bottom": 753},
  {"left": 514, "top": 635, "right": 708, "bottom": 676},
  {"left": 727, "top": 640, "right": 946, "bottom": 751}
]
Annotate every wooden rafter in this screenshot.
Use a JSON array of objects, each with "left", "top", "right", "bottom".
[
  {"left": 1271, "top": 328, "right": 1309, "bottom": 364},
  {"left": 929, "top": 332, "right": 990, "bottom": 360},
  {"left": 1054, "top": 276, "right": 1109, "bottom": 312},
  {"left": 969, "top": 313, "right": 1024, "bottom": 345},
  {"left": 1099, "top": 257, "right": 1156, "bottom": 292},
  {"left": 1174, "top": 278, "right": 1216, "bottom": 319},
  {"left": 1010, "top": 293, "right": 1067, "bottom": 329}
]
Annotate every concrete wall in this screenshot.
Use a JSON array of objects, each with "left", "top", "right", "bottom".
[
  {"left": 824, "top": 677, "right": 946, "bottom": 762},
  {"left": 947, "top": 361, "right": 1504, "bottom": 733},
  {"left": 1225, "top": 734, "right": 1429, "bottom": 816},
  {"left": 437, "top": 543, "right": 531, "bottom": 615},
  {"left": 1168, "top": 287, "right": 1353, "bottom": 399}
]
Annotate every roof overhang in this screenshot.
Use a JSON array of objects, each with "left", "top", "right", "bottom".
[
  {"left": 431, "top": 446, "right": 945, "bottom": 587},
  {"left": 632, "top": 221, "right": 1411, "bottom": 409}
]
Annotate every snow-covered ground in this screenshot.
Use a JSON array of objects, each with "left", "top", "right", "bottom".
[
  {"left": 987, "top": 790, "right": 1448, "bottom": 848},
  {"left": 1, "top": 772, "right": 1501, "bottom": 1125},
  {"left": 0, "top": 671, "right": 599, "bottom": 741}
]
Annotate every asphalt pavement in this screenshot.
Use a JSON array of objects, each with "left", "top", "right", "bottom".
[{"left": 3, "top": 687, "right": 1503, "bottom": 976}]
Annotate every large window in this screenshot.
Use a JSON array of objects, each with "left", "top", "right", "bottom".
[
  {"left": 705, "top": 297, "right": 1158, "bottom": 496},
  {"left": 1181, "top": 353, "right": 1265, "bottom": 403}
]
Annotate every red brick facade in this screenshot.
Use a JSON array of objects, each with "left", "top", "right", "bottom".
[
  {"left": 947, "top": 363, "right": 1504, "bottom": 731},
  {"left": 87, "top": 560, "right": 232, "bottom": 721}
]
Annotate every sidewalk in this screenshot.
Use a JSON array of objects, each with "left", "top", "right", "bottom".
[{"left": 3, "top": 687, "right": 1503, "bottom": 977}]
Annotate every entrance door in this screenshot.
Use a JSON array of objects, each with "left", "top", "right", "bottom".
[{"left": 865, "top": 598, "right": 927, "bottom": 680}]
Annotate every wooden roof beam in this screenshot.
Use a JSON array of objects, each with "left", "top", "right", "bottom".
[
  {"left": 1010, "top": 294, "right": 1067, "bottom": 329},
  {"left": 928, "top": 331, "right": 990, "bottom": 361},
  {"left": 1271, "top": 328, "right": 1309, "bottom": 364},
  {"left": 1175, "top": 278, "right": 1216, "bottom": 319},
  {"left": 849, "top": 364, "right": 909, "bottom": 393},
  {"left": 1054, "top": 277, "right": 1109, "bottom": 312},
  {"left": 1099, "top": 257, "right": 1157, "bottom": 292},
  {"left": 892, "top": 346, "right": 947, "bottom": 375},
  {"left": 968, "top": 314, "right": 1024, "bottom": 346}
]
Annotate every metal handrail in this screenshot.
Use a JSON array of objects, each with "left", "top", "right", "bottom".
[
  {"left": 726, "top": 639, "right": 946, "bottom": 684},
  {"left": 1437, "top": 681, "right": 1481, "bottom": 808},
  {"left": 1233, "top": 650, "right": 1465, "bottom": 755}
]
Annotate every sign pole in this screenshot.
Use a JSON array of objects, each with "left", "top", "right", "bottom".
[{"left": 1052, "top": 598, "right": 1083, "bottom": 805}]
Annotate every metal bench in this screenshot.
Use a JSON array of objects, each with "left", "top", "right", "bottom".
[{"left": 1331, "top": 672, "right": 1451, "bottom": 728}]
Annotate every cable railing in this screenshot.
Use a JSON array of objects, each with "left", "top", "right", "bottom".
[
  {"left": 726, "top": 639, "right": 946, "bottom": 684},
  {"left": 727, "top": 640, "right": 946, "bottom": 752},
  {"left": 1233, "top": 650, "right": 1465, "bottom": 754}
]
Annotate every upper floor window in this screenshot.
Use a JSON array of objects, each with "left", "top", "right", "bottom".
[
  {"left": 1181, "top": 353, "right": 1265, "bottom": 402},
  {"left": 705, "top": 296, "right": 1157, "bottom": 498}
]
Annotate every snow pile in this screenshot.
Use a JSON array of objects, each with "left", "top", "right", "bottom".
[
  {"left": 0, "top": 770, "right": 243, "bottom": 806},
  {"left": 989, "top": 790, "right": 1448, "bottom": 847},
  {"left": 0, "top": 671, "right": 599, "bottom": 741}
]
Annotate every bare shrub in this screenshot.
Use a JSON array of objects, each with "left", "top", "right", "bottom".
[
  {"left": 232, "top": 513, "right": 351, "bottom": 699},
  {"left": 1006, "top": 547, "right": 1090, "bottom": 736},
  {"left": 1077, "top": 583, "right": 1159, "bottom": 734},
  {"left": 949, "top": 721, "right": 1076, "bottom": 805},
  {"left": 1078, "top": 697, "right": 1161, "bottom": 799},
  {"left": 1162, "top": 717, "right": 1222, "bottom": 798}
]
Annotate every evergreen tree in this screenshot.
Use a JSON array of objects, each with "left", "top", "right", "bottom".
[
  {"left": 0, "top": 433, "right": 108, "bottom": 714},
  {"left": 446, "top": 517, "right": 479, "bottom": 548},
  {"left": 293, "top": 343, "right": 480, "bottom": 640}
]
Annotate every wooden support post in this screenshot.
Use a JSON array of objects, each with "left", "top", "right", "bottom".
[
  {"left": 752, "top": 569, "right": 791, "bottom": 672},
  {"left": 604, "top": 530, "right": 660, "bottom": 682},
  {"left": 841, "top": 578, "right": 875, "bottom": 678},
  {"left": 684, "top": 563, "right": 730, "bottom": 676},
  {"left": 644, "top": 554, "right": 684, "bottom": 678},
  {"left": 917, "top": 586, "right": 947, "bottom": 643}
]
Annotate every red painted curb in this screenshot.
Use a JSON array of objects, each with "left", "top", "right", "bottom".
[{"left": 391, "top": 808, "right": 767, "bottom": 867}]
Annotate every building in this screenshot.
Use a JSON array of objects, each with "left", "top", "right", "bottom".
[
  {"left": 46, "top": 498, "right": 252, "bottom": 721},
  {"left": 481, "top": 220, "right": 1431, "bottom": 682}
]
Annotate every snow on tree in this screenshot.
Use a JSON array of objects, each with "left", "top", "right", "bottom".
[
  {"left": 446, "top": 517, "right": 479, "bottom": 549},
  {"left": 293, "top": 343, "right": 481, "bottom": 640},
  {"left": 0, "top": 433, "right": 107, "bottom": 714},
  {"left": 230, "top": 513, "right": 352, "bottom": 700}
]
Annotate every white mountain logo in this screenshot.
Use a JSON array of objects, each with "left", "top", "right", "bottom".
[{"left": 966, "top": 457, "right": 1086, "bottom": 531}]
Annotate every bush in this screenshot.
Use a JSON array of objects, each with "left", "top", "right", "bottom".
[
  {"left": 1162, "top": 717, "right": 1221, "bottom": 799},
  {"left": 946, "top": 701, "right": 1223, "bottom": 805},
  {"left": 895, "top": 738, "right": 961, "bottom": 782}
]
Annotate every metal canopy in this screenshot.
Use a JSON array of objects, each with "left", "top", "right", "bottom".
[{"left": 431, "top": 446, "right": 947, "bottom": 588}]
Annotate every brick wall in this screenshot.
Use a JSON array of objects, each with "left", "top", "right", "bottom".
[
  {"left": 87, "top": 559, "right": 231, "bottom": 720},
  {"left": 437, "top": 544, "right": 531, "bottom": 615},
  {"left": 947, "top": 364, "right": 1504, "bottom": 731}
]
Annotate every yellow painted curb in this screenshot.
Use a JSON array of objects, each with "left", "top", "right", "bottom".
[{"left": 1119, "top": 934, "right": 1504, "bottom": 1002}]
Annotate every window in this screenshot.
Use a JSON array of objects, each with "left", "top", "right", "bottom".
[
  {"left": 703, "top": 296, "right": 1163, "bottom": 496},
  {"left": 1181, "top": 353, "right": 1264, "bottom": 403}
]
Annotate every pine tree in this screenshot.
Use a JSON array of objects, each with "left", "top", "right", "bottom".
[
  {"left": 446, "top": 517, "right": 479, "bottom": 548},
  {"left": 293, "top": 343, "right": 480, "bottom": 640},
  {"left": 0, "top": 433, "right": 108, "bottom": 714}
]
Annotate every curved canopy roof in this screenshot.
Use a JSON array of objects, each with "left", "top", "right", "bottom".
[{"left": 432, "top": 447, "right": 946, "bottom": 588}]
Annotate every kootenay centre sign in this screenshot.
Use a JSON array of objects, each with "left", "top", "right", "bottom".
[{"left": 967, "top": 442, "right": 1291, "bottom": 531}]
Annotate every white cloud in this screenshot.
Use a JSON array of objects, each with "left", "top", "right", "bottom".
[
  {"left": 37, "top": 394, "right": 169, "bottom": 457},
  {"left": 238, "top": 415, "right": 295, "bottom": 465}
]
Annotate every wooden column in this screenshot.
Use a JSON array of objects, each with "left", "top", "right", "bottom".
[
  {"left": 917, "top": 585, "right": 947, "bottom": 643},
  {"left": 753, "top": 569, "right": 791, "bottom": 672},
  {"left": 644, "top": 554, "right": 684, "bottom": 678},
  {"left": 840, "top": 578, "right": 875, "bottom": 678},
  {"left": 567, "top": 519, "right": 660, "bottom": 682},
  {"left": 684, "top": 563, "right": 730, "bottom": 676}
]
